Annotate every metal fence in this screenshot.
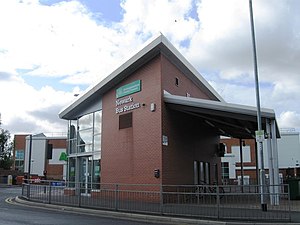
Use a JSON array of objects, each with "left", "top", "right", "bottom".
[{"left": 21, "top": 180, "right": 291, "bottom": 222}]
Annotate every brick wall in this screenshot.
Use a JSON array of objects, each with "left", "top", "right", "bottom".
[
  {"left": 46, "top": 138, "right": 66, "bottom": 180},
  {"left": 101, "top": 53, "right": 222, "bottom": 186},
  {"left": 161, "top": 55, "right": 211, "bottom": 99},
  {"left": 14, "top": 134, "right": 29, "bottom": 150},
  {"left": 48, "top": 139, "right": 66, "bottom": 148},
  {"left": 101, "top": 55, "right": 163, "bottom": 184},
  {"left": 162, "top": 109, "right": 220, "bottom": 185},
  {"left": 45, "top": 164, "right": 63, "bottom": 180},
  {"left": 161, "top": 55, "right": 221, "bottom": 185}
]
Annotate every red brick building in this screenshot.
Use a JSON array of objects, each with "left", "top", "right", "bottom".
[
  {"left": 13, "top": 134, "right": 29, "bottom": 172},
  {"left": 59, "top": 34, "right": 280, "bottom": 189}
]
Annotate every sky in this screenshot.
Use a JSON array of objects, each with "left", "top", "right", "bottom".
[{"left": 0, "top": 0, "right": 300, "bottom": 137}]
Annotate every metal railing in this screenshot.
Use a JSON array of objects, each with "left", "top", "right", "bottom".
[{"left": 21, "top": 180, "right": 291, "bottom": 222}]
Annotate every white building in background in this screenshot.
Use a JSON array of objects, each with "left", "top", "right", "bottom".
[
  {"left": 274, "top": 130, "right": 300, "bottom": 176},
  {"left": 23, "top": 133, "right": 67, "bottom": 180}
]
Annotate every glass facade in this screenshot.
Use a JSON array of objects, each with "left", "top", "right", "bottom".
[{"left": 67, "top": 110, "right": 102, "bottom": 189}]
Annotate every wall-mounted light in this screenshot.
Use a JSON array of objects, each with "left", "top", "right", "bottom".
[{"left": 150, "top": 103, "right": 156, "bottom": 112}]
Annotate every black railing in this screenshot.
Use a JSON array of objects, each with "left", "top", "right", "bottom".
[{"left": 21, "top": 180, "right": 291, "bottom": 222}]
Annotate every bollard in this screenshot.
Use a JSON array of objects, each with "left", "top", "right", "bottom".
[{"left": 7, "top": 175, "right": 13, "bottom": 185}]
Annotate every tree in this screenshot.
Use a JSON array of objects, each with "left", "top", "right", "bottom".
[{"left": 0, "top": 129, "right": 13, "bottom": 169}]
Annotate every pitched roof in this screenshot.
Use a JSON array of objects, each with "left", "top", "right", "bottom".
[{"left": 59, "top": 34, "right": 223, "bottom": 120}]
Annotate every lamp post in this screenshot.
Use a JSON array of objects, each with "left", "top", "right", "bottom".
[
  {"left": 28, "top": 135, "right": 33, "bottom": 179},
  {"left": 26, "top": 134, "right": 33, "bottom": 198},
  {"left": 249, "top": 0, "right": 267, "bottom": 211}
]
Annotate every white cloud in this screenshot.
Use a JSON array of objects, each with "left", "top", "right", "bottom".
[
  {"left": 0, "top": 0, "right": 300, "bottom": 135},
  {"left": 187, "top": 0, "right": 300, "bottom": 83},
  {"left": 278, "top": 111, "right": 300, "bottom": 130},
  {"left": 120, "top": 0, "right": 198, "bottom": 44},
  {"left": 0, "top": 0, "right": 136, "bottom": 86},
  {"left": 0, "top": 73, "right": 76, "bottom": 134},
  {"left": 184, "top": 0, "right": 300, "bottom": 129}
]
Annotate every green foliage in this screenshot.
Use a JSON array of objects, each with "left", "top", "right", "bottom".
[{"left": 0, "top": 129, "right": 13, "bottom": 169}]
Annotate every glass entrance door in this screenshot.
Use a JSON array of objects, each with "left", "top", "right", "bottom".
[{"left": 79, "top": 156, "right": 92, "bottom": 195}]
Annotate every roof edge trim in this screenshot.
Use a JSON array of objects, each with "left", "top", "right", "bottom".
[{"left": 164, "top": 93, "right": 276, "bottom": 119}]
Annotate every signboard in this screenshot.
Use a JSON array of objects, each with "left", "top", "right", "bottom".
[
  {"left": 162, "top": 135, "right": 168, "bottom": 146},
  {"left": 59, "top": 152, "right": 68, "bottom": 161},
  {"left": 255, "top": 130, "right": 265, "bottom": 143},
  {"left": 116, "top": 80, "right": 141, "bottom": 98}
]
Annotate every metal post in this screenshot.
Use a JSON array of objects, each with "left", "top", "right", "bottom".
[
  {"left": 249, "top": 0, "right": 267, "bottom": 211},
  {"left": 26, "top": 135, "right": 33, "bottom": 199},
  {"left": 271, "top": 119, "right": 280, "bottom": 205},
  {"left": 266, "top": 119, "right": 275, "bottom": 205},
  {"left": 49, "top": 183, "right": 52, "bottom": 204},
  {"left": 160, "top": 185, "right": 163, "bottom": 215},
  {"left": 288, "top": 184, "right": 291, "bottom": 222},
  {"left": 239, "top": 139, "right": 244, "bottom": 192},
  {"left": 28, "top": 135, "right": 32, "bottom": 179},
  {"left": 115, "top": 184, "right": 119, "bottom": 211},
  {"left": 216, "top": 183, "right": 220, "bottom": 219},
  {"left": 78, "top": 184, "right": 81, "bottom": 207}
]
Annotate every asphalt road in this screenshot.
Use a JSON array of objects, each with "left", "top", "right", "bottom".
[{"left": 0, "top": 186, "right": 163, "bottom": 225}]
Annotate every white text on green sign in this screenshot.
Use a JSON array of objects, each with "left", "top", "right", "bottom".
[{"left": 116, "top": 80, "right": 141, "bottom": 98}]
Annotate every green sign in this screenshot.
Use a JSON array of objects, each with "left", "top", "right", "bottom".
[
  {"left": 59, "top": 152, "right": 68, "bottom": 161},
  {"left": 255, "top": 130, "right": 265, "bottom": 143},
  {"left": 116, "top": 80, "right": 141, "bottom": 98}
]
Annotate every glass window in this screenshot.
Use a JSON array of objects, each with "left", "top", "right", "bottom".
[
  {"left": 15, "top": 150, "right": 24, "bottom": 160},
  {"left": 78, "top": 114, "right": 93, "bottom": 130},
  {"left": 69, "top": 158, "right": 76, "bottom": 187},
  {"left": 78, "top": 129, "right": 93, "bottom": 145},
  {"left": 67, "top": 110, "right": 102, "bottom": 184},
  {"left": 94, "top": 111, "right": 102, "bottom": 135},
  {"left": 175, "top": 77, "right": 179, "bottom": 86},
  {"left": 15, "top": 160, "right": 24, "bottom": 171},
  {"left": 69, "top": 121, "right": 77, "bottom": 154},
  {"left": 221, "top": 162, "right": 229, "bottom": 179},
  {"left": 78, "top": 128, "right": 93, "bottom": 153},
  {"left": 94, "top": 134, "right": 101, "bottom": 152},
  {"left": 93, "top": 160, "right": 100, "bottom": 183},
  {"left": 68, "top": 139, "right": 77, "bottom": 154},
  {"left": 78, "top": 143, "right": 93, "bottom": 152},
  {"left": 77, "top": 114, "right": 94, "bottom": 153}
]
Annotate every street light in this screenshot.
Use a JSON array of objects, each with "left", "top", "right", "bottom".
[{"left": 249, "top": 0, "right": 267, "bottom": 211}]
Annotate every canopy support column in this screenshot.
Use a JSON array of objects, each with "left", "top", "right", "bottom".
[
  {"left": 266, "top": 119, "right": 275, "bottom": 205},
  {"left": 271, "top": 119, "right": 280, "bottom": 205}
]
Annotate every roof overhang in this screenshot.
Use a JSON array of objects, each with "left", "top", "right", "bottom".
[
  {"left": 59, "top": 34, "right": 223, "bottom": 120},
  {"left": 164, "top": 93, "right": 280, "bottom": 139}
]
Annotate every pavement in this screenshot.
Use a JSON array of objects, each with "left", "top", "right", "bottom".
[{"left": 13, "top": 195, "right": 300, "bottom": 225}]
